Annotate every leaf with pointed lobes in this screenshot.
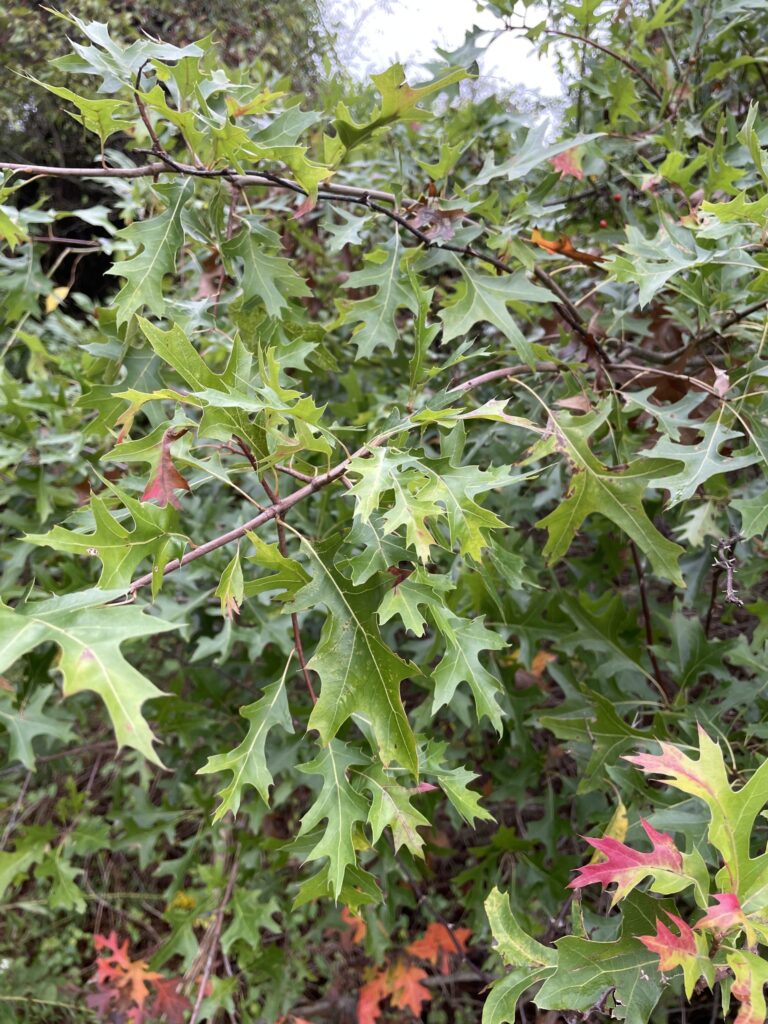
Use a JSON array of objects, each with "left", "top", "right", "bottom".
[
  {"left": 569, "top": 819, "right": 684, "bottom": 905},
  {"left": 406, "top": 922, "right": 472, "bottom": 974},
  {"left": 93, "top": 931, "right": 162, "bottom": 1010},
  {"left": 197, "top": 671, "right": 294, "bottom": 821},
  {"left": 728, "top": 951, "right": 768, "bottom": 1024},
  {"left": 290, "top": 538, "right": 418, "bottom": 774},
  {"left": 696, "top": 893, "right": 755, "bottom": 943},
  {"left": 549, "top": 146, "right": 584, "bottom": 180},
  {"left": 624, "top": 726, "right": 768, "bottom": 874},
  {"left": 357, "top": 961, "right": 432, "bottom": 1024},
  {"left": 141, "top": 427, "right": 191, "bottom": 509},
  {"left": 638, "top": 913, "right": 714, "bottom": 998},
  {"left": 0, "top": 590, "right": 176, "bottom": 766},
  {"left": 297, "top": 741, "right": 370, "bottom": 901},
  {"left": 363, "top": 764, "right": 430, "bottom": 857}
]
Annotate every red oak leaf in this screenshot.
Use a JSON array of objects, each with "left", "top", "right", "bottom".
[
  {"left": 388, "top": 961, "right": 431, "bottom": 1016},
  {"left": 549, "top": 146, "right": 584, "bottom": 180},
  {"left": 357, "top": 972, "right": 389, "bottom": 1024},
  {"left": 696, "top": 893, "right": 753, "bottom": 940},
  {"left": 341, "top": 906, "right": 367, "bottom": 944},
  {"left": 92, "top": 931, "right": 162, "bottom": 1011},
  {"left": 639, "top": 913, "right": 711, "bottom": 998},
  {"left": 141, "top": 427, "right": 191, "bottom": 509},
  {"left": 149, "top": 976, "right": 191, "bottom": 1024},
  {"left": 639, "top": 913, "right": 697, "bottom": 968},
  {"left": 569, "top": 818, "right": 683, "bottom": 904},
  {"left": 406, "top": 922, "right": 472, "bottom": 974},
  {"left": 356, "top": 960, "right": 432, "bottom": 1024}
]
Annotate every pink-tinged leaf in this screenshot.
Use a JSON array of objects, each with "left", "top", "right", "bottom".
[
  {"left": 141, "top": 427, "right": 191, "bottom": 509},
  {"left": 638, "top": 913, "right": 712, "bottom": 998},
  {"left": 623, "top": 726, "right": 721, "bottom": 806},
  {"left": 549, "top": 147, "right": 584, "bottom": 180},
  {"left": 569, "top": 818, "right": 683, "bottom": 904},
  {"left": 149, "top": 976, "right": 191, "bottom": 1024},
  {"left": 729, "top": 951, "right": 768, "bottom": 1024},
  {"left": 696, "top": 893, "right": 754, "bottom": 942},
  {"left": 294, "top": 194, "right": 317, "bottom": 220}
]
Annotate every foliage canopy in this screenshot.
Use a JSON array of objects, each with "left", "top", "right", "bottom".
[{"left": 2, "top": 2, "right": 768, "bottom": 1022}]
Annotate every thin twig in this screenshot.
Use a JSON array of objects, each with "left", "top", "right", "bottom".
[
  {"left": 236, "top": 437, "right": 317, "bottom": 705},
  {"left": 543, "top": 28, "right": 664, "bottom": 101},
  {"left": 629, "top": 541, "right": 668, "bottom": 700},
  {"left": 0, "top": 157, "right": 597, "bottom": 345},
  {"left": 188, "top": 853, "right": 239, "bottom": 1024}
]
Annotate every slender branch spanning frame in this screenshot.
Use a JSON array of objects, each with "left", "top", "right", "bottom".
[{"left": 0, "top": 157, "right": 596, "bottom": 346}]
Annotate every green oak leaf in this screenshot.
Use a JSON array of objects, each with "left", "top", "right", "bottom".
[
  {"left": 297, "top": 741, "right": 370, "bottom": 900},
  {"left": 339, "top": 233, "right": 419, "bottom": 359},
  {"left": 290, "top": 539, "right": 419, "bottom": 773},
  {"left": 0, "top": 590, "right": 176, "bottom": 765},
  {"left": 25, "top": 487, "right": 183, "bottom": 589},
  {"left": 536, "top": 405, "right": 685, "bottom": 585},
  {"left": 27, "top": 77, "right": 133, "bottom": 145},
  {"left": 108, "top": 179, "right": 194, "bottom": 325},
  {"left": 647, "top": 417, "right": 759, "bottom": 507},
  {"left": 333, "top": 63, "right": 467, "bottom": 154},
  {"left": 536, "top": 932, "right": 662, "bottom": 1024},
  {"left": 430, "top": 608, "right": 507, "bottom": 733},
  {"left": 197, "top": 672, "right": 294, "bottom": 821},
  {"left": 485, "top": 887, "right": 558, "bottom": 968},
  {"left": 378, "top": 569, "right": 455, "bottom": 637},
  {"left": 222, "top": 223, "right": 310, "bottom": 319},
  {"left": 439, "top": 253, "right": 556, "bottom": 365},
  {"left": 421, "top": 740, "right": 493, "bottom": 825},
  {"left": 482, "top": 967, "right": 554, "bottom": 1024},
  {"left": 0, "top": 684, "right": 74, "bottom": 771},
  {"left": 362, "top": 764, "right": 430, "bottom": 857}
]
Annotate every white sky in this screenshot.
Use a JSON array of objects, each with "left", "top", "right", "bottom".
[{"left": 325, "top": 0, "right": 562, "bottom": 96}]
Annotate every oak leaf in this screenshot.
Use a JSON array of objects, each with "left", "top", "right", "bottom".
[
  {"left": 569, "top": 818, "right": 684, "bottom": 904},
  {"left": 696, "top": 892, "right": 754, "bottom": 941},
  {"left": 92, "top": 931, "right": 162, "bottom": 1010},
  {"left": 141, "top": 427, "right": 191, "bottom": 509},
  {"left": 549, "top": 147, "right": 584, "bottom": 180},
  {"left": 638, "top": 912, "right": 713, "bottom": 997},
  {"left": 530, "top": 228, "right": 604, "bottom": 266},
  {"left": 406, "top": 921, "right": 472, "bottom": 973}
]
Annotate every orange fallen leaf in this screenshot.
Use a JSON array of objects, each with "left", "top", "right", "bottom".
[
  {"left": 341, "top": 906, "right": 367, "bottom": 944},
  {"left": 406, "top": 922, "right": 472, "bottom": 974}
]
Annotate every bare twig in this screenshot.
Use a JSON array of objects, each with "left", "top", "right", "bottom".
[
  {"left": 126, "top": 433, "right": 386, "bottom": 595},
  {"left": 1, "top": 157, "right": 598, "bottom": 346},
  {"left": 188, "top": 853, "right": 239, "bottom": 1024},
  {"left": 543, "top": 28, "right": 664, "bottom": 101},
  {"left": 629, "top": 541, "right": 669, "bottom": 700}
]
